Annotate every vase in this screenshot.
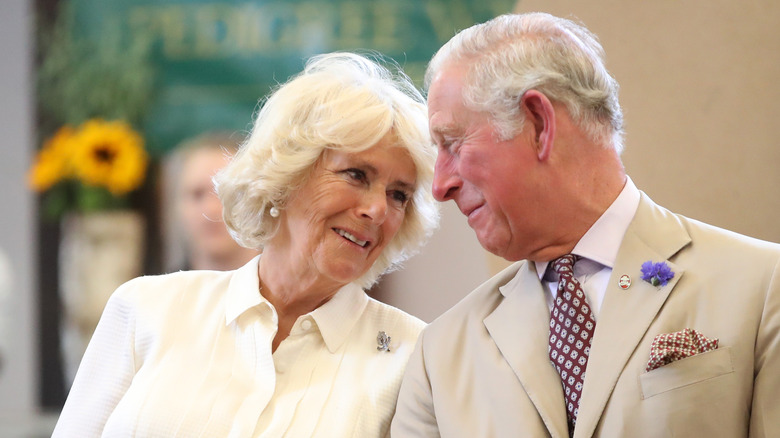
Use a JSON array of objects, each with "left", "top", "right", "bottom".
[{"left": 58, "top": 210, "right": 145, "bottom": 387}]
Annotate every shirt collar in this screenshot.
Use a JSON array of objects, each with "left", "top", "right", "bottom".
[
  {"left": 225, "top": 254, "right": 269, "bottom": 325},
  {"left": 224, "top": 254, "right": 369, "bottom": 353},
  {"left": 535, "top": 176, "right": 641, "bottom": 279},
  {"left": 309, "top": 283, "right": 369, "bottom": 353}
]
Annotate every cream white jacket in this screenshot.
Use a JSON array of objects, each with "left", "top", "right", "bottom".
[{"left": 54, "top": 255, "right": 424, "bottom": 437}]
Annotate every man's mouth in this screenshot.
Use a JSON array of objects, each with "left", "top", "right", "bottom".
[
  {"left": 334, "top": 228, "right": 369, "bottom": 248},
  {"left": 463, "top": 203, "right": 483, "bottom": 219}
]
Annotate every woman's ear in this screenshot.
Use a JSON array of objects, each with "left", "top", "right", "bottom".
[{"left": 520, "top": 90, "right": 556, "bottom": 161}]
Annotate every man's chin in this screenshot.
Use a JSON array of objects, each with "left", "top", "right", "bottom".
[
  {"left": 476, "top": 235, "right": 506, "bottom": 259},
  {"left": 476, "top": 235, "right": 525, "bottom": 263}
]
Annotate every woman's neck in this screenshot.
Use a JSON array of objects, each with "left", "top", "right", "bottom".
[
  {"left": 189, "top": 247, "right": 257, "bottom": 271},
  {"left": 256, "top": 246, "right": 344, "bottom": 351}
]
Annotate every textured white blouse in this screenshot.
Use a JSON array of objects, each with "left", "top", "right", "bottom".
[{"left": 53, "top": 255, "right": 425, "bottom": 437}]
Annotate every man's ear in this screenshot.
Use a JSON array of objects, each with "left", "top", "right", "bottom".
[{"left": 520, "top": 90, "right": 556, "bottom": 161}]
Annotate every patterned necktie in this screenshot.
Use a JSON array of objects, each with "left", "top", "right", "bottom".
[{"left": 548, "top": 254, "right": 596, "bottom": 436}]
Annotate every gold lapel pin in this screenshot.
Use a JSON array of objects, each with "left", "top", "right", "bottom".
[{"left": 618, "top": 274, "right": 631, "bottom": 290}]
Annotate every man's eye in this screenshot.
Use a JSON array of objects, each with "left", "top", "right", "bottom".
[{"left": 439, "top": 139, "right": 459, "bottom": 155}]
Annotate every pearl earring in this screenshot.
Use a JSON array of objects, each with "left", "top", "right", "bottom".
[{"left": 269, "top": 206, "right": 280, "bottom": 218}]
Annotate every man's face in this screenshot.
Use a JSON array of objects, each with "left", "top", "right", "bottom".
[{"left": 428, "top": 65, "right": 549, "bottom": 261}]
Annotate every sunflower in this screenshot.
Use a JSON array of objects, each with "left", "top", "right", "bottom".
[
  {"left": 70, "top": 119, "right": 148, "bottom": 195},
  {"left": 28, "top": 125, "right": 77, "bottom": 192}
]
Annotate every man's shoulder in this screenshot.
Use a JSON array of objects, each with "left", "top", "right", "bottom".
[
  {"left": 636, "top": 191, "right": 780, "bottom": 257},
  {"left": 682, "top": 214, "right": 780, "bottom": 254},
  {"left": 424, "top": 260, "right": 526, "bottom": 335}
]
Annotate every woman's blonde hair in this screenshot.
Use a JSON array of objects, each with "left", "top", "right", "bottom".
[{"left": 215, "top": 52, "right": 439, "bottom": 288}]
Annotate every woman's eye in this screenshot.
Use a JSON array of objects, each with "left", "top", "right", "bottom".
[
  {"left": 389, "top": 190, "right": 410, "bottom": 206},
  {"left": 343, "top": 168, "right": 367, "bottom": 183}
]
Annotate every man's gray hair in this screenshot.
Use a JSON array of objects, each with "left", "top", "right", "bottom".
[{"left": 426, "top": 12, "right": 624, "bottom": 153}]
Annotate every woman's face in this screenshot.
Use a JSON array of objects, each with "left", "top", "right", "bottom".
[{"left": 273, "top": 135, "right": 417, "bottom": 288}]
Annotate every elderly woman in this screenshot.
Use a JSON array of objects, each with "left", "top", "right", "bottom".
[{"left": 53, "top": 52, "right": 439, "bottom": 437}]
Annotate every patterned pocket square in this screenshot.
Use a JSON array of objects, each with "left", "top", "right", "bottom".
[{"left": 646, "top": 328, "right": 719, "bottom": 372}]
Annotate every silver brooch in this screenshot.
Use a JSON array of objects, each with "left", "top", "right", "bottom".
[{"left": 376, "top": 331, "right": 391, "bottom": 352}]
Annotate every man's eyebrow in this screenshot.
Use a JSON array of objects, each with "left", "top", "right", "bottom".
[{"left": 431, "top": 123, "right": 460, "bottom": 138}]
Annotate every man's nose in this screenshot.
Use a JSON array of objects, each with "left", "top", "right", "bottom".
[{"left": 431, "top": 155, "right": 460, "bottom": 202}]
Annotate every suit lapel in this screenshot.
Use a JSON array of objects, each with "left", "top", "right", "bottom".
[
  {"left": 484, "top": 261, "right": 569, "bottom": 438},
  {"left": 574, "top": 193, "right": 691, "bottom": 437}
]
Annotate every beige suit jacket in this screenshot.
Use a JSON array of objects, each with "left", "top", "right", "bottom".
[{"left": 392, "top": 193, "right": 780, "bottom": 437}]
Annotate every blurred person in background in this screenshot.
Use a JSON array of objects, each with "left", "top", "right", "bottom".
[
  {"left": 53, "top": 51, "right": 438, "bottom": 437},
  {"left": 162, "top": 132, "right": 259, "bottom": 272}
]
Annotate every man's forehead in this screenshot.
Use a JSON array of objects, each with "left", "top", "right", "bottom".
[
  {"left": 428, "top": 65, "right": 465, "bottom": 97},
  {"left": 427, "top": 69, "right": 467, "bottom": 135}
]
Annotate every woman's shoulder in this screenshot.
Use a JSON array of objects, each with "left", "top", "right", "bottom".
[
  {"left": 119, "top": 268, "right": 232, "bottom": 292},
  {"left": 110, "top": 269, "right": 235, "bottom": 312},
  {"left": 364, "top": 296, "right": 426, "bottom": 336}
]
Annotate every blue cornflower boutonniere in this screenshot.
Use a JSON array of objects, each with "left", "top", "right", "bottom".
[{"left": 640, "top": 261, "right": 675, "bottom": 287}]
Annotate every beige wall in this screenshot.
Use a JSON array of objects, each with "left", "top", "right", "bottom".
[
  {"left": 380, "top": 1, "right": 780, "bottom": 321},
  {"left": 515, "top": 1, "right": 780, "bottom": 244},
  {"left": 374, "top": 203, "right": 491, "bottom": 323}
]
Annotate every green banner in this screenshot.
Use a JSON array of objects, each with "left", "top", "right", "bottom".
[{"left": 70, "top": 0, "right": 514, "bottom": 155}]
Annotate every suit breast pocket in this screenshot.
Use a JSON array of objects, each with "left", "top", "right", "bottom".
[{"left": 639, "top": 346, "right": 734, "bottom": 399}]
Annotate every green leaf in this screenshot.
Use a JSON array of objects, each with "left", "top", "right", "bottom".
[
  {"left": 75, "top": 184, "right": 130, "bottom": 212},
  {"left": 36, "top": 1, "right": 157, "bottom": 130}
]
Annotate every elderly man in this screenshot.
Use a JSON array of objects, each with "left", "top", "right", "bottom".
[{"left": 392, "top": 12, "right": 779, "bottom": 438}]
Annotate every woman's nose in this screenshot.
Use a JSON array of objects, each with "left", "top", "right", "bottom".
[{"left": 358, "top": 188, "right": 388, "bottom": 225}]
